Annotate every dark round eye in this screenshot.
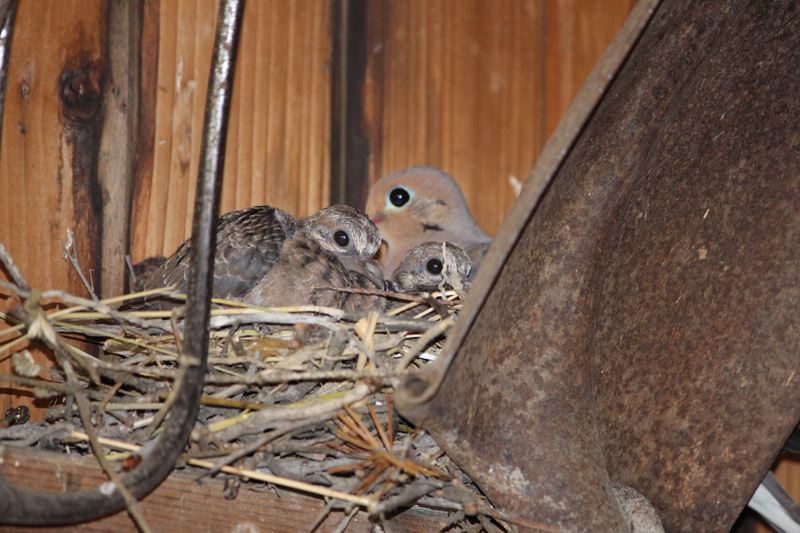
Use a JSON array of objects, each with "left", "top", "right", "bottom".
[
  {"left": 334, "top": 230, "right": 350, "bottom": 247},
  {"left": 426, "top": 258, "right": 443, "bottom": 275},
  {"left": 389, "top": 187, "right": 411, "bottom": 207}
]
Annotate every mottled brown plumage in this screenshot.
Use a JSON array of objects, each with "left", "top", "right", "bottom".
[
  {"left": 130, "top": 256, "right": 167, "bottom": 293},
  {"left": 365, "top": 166, "right": 491, "bottom": 279},
  {"left": 141, "top": 205, "right": 384, "bottom": 312},
  {"left": 389, "top": 242, "right": 472, "bottom": 294}
]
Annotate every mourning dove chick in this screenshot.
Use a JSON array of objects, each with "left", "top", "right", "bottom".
[
  {"left": 130, "top": 255, "right": 167, "bottom": 293},
  {"left": 383, "top": 242, "right": 472, "bottom": 318},
  {"left": 141, "top": 204, "right": 384, "bottom": 313},
  {"left": 298, "top": 205, "right": 385, "bottom": 310},
  {"left": 365, "top": 166, "right": 491, "bottom": 279},
  {"left": 389, "top": 242, "right": 472, "bottom": 295}
]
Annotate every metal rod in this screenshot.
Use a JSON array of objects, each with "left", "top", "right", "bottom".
[{"left": 0, "top": 0, "right": 19, "bottom": 164}]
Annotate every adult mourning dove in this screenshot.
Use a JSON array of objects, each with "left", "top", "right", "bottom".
[
  {"left": 365, "top": 166, "right": 491, "bottom": 279},
  {"left": 141, "top": 204, "right": 384, "bottom": 313},
  {"left": 389, "top": 242, "right": 472, "bottom": 295}
]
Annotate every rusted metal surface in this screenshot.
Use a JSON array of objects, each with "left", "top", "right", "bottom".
[{"left": 396, "top": 0, "right": 800, "bottom": 532}]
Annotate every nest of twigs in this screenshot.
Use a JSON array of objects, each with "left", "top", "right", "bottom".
[{"left": 0, "top": 244, "right": 550, "bottom": 533}]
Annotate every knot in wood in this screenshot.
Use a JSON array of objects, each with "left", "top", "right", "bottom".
[{"left": 59, "top": 64, "right": 103, "bottom": 121}]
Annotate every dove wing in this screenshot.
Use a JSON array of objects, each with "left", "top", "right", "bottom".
[{"left": 144, "top": 206, "right": 296, "bottom": 301}]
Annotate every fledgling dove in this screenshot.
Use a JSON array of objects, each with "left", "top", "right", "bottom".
[
  {"left": 130, "top": 255, "right": 167, "bottom": 293},
  {"left": 365, "top": 166, "right": 491, "bottom": 279},
  {"left": 140, "top": 204, "right": 384, "bottom": 313},
  {"left": 389, "top": 242, "right": 472, "bottom": 295},
  {"left": 384, "top": 242, "right": 472, "bottom": 318}
]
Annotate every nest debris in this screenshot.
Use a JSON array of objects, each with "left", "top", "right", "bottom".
[{"left": 0, "top": 244, "right": 558, "bottom": 533}]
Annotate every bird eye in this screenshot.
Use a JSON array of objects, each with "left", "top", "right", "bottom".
[
  {"left": 389, "top": 187, "right": 411, "bottom": 207},
  {"left": 426, "top": 259, "right": 443, "bottom": 275},
  {"left": 334, "top": 230, "right": 350, "bottom": 247}
]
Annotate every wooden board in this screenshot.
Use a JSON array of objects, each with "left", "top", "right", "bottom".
[
  {"left": 359, "top": 0, "right": 634, "bottom": 239},
  {"left": 544, "top": 0, "right": 637, "bottom": 136},
  {"left": 361, "top": 0, "right": 545, "bottom": 237},
  {"left": 129, "top": 0, "right": 333, "bottom": 263},
  {"left": 0, "top": 0, "right": 110, "bottom": 422},
  {"left": 753, "top": 456, "right": 800, "bottom": 533},
  {"left": 0, "top": 446, "right": 446, "bottom": 532}
]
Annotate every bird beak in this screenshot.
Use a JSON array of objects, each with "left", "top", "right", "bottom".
[{"left": 372, "top": 215, "right": 383, "bottom": 224}]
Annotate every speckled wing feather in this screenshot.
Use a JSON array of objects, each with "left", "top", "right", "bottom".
[
  {"left": 245, "top": 235, "right": 353, "bottom": 309},
  {"left": 130, "top": 256, "right": 167, "bottom": 293},
  {"left": 143, "top": 206, "right": 296, "bottom": 302}
]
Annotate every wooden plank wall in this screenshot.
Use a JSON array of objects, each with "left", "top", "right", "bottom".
[
  {"left": 3, "top": 1, "right": 794, "bottom": 531},
  {"left": 358, "top": 0, "right": 636, "bottom": 238},
  {"left": 129, "top": 0, "right": 332, "bottom": 263},
  {"left": 0, "top": 447, "right": 445, "bottom": 533},
  {"left": 0, "top": 0, "right": 113, "bottom": 420}
]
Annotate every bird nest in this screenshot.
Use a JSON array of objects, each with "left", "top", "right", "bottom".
[{"left": 0, "top": 245, "right": 552, "bottom": 533}]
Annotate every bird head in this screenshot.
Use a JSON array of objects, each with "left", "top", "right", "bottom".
[
  {"left": 365, "top": 166, "right": 486, "bottom": 275},
  {"left": 299, "top": 205, "right": 385, "bottom": 288},
  {"left": 390, "top": 241, "right": 472, "bottom": 294},
  {"left": 300, "top": 205, "right": 381, "bottom": 258}
]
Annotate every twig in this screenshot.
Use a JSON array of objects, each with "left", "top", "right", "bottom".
[
  {"left": 0, "top": 241, "right": 31, "bottom": 292},
  {"left": 219, "top": 318, "right": 242, "bottom": 356},
  {"left": 0, "top": 374, "right": 71, "bottom": 394},
  {"left": 331, "top": 507, "right": 359, "bottom": 533},
  {"left": 396, "top": 318, "right": 454, "bottom": 370},
  {"left": 307, "top": 500, "right": 335, "bottom": 533},
  {"left": 65, "top": 355, "right": 151, "bottom": 532},
  {"left": 40, "top": 290, "right": 172, "bottom": 331},
  {"left": 200, "top": 413, "right": 336, "bottom": 479},
  {"left": 0, "top": 333, "right": 29, "bottom": 358},
  {"left": 1, "top": 422, "right": 76, "bottom": 448},
  {"left": 58, "top": 229, "right": 98, "bottom": 301},
  {"left": 99, "top": 381, "right": 124, "bottom": 413},
  {"left": 319, "top": 286, "right": 426, "bottom": 303},
  {"left": 145, "top": 313, "right": 198, "bottom": 439},
  {"left": 206, "top": 368, "right": 400, "bottom": 386},
  {"left": 476, "top": 505, "right": 562, "bottom": 533},
  {"left": 371, "top": 479, "right": 443, "bottom": 515},
  {"left": 125, "top": 255, "right": 137, "bottom": 287},
  {"left": 209, "top": 312, "right": 339, "bottom": 329},
  {"left": 68, "top": 430, "right": 376, "bottom": 509},
  {"left": 477, "top": 514, "right": 504, "bottom": 533},
  {"left": 7, "top": 292, "right": 152, "bottom": 531},
  {"left": 53, "top": 320, "right": 178, "bottom": 357},
  {"left": 0, "top": 279, "right": 23, "bottom": 294},
  {"left": 215, "top": 382, "right": 375, "bottom": 442}
]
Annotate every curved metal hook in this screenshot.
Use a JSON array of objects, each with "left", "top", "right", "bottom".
[
  {"left": 0, "top": 0, "right": 18, "bottom": 157},
  {"left": 0, "top": 0, "right": 245, "bottom": 525}
]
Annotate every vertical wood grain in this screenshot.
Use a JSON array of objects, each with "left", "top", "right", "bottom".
[
  {"left": 98, "top": 0, "right": 139, "bottom": 297},
  {"left": 129, "top": 0, "right": 159, "bottom": 291},
  {"left": 544, "top": 0, "right": 635, "bottom": 136},
  {"left": 129, "top": 0, "right": 332, "bottom": 262},
  {"left": 363, "top": 0, "right": 546, "bottom": 237},
  {"left": 330, "top": 0, "right": 374, "bottom": 209},
  {"left": 0, "top": 0, "right": 109, "bottom": 420},
  {"left": 360, "top": 0, "right": 634, "bottom": 237}
]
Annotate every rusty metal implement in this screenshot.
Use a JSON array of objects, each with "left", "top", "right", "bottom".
[{"left": 396, "top": 0, "right": 800, "bottom": 531}]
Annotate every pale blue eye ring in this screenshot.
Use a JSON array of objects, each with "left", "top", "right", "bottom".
[{"left": 387, "top": 186, "right": 413, "bottom": 208}]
